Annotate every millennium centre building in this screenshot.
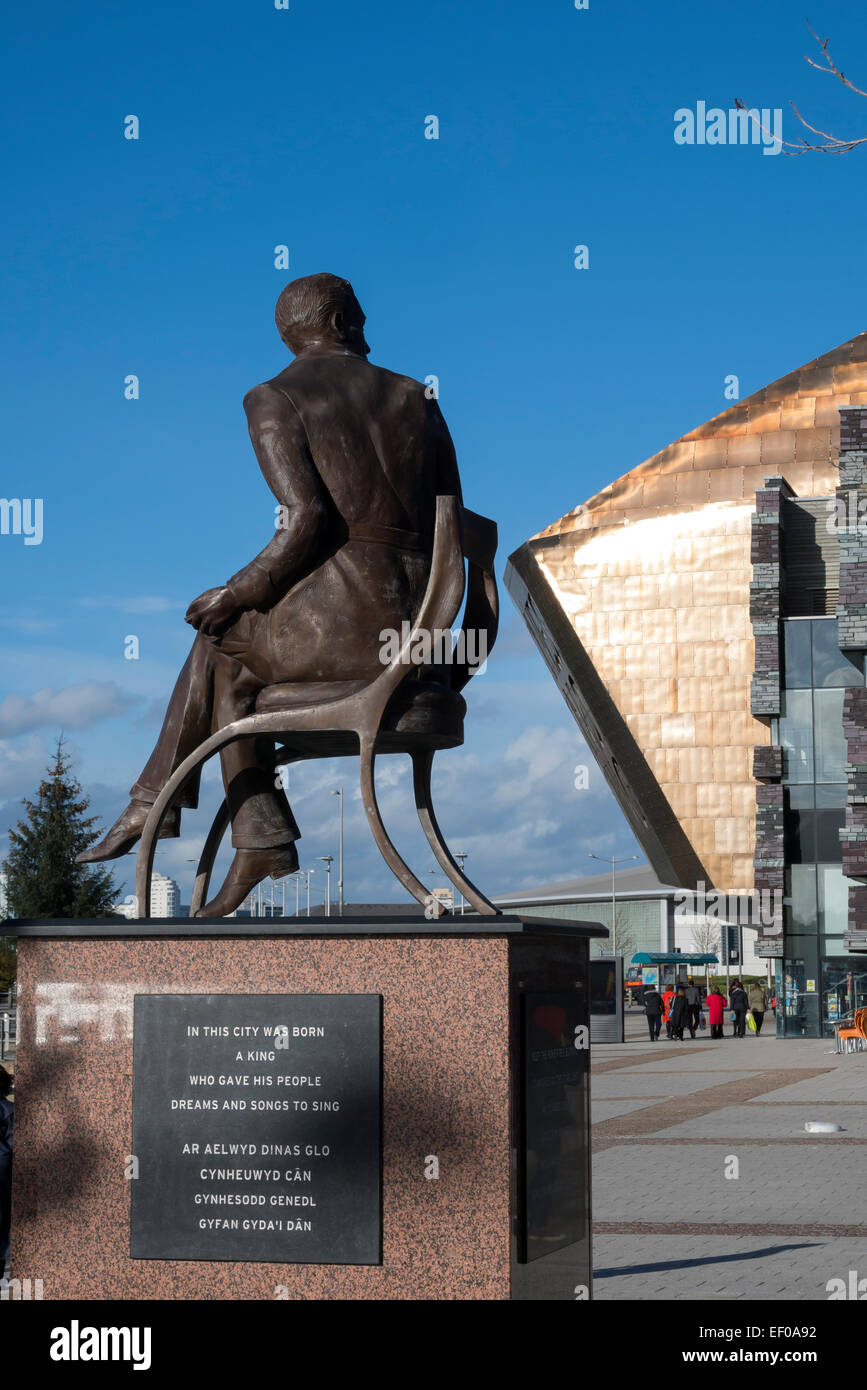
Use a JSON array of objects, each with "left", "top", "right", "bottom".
[{"left": 506, "top": 333, "right": 867, "bottom": 1038}]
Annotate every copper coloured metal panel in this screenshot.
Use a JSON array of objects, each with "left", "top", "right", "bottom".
[
  {"left": 507, "top": 332, "right": 867, "bottom": 895},
  {"left": 532, "top": 504, "right": 759, "bottom": 891}
]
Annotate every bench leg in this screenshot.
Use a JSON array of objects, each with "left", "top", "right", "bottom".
[
  {"left": 133, "top": 722, "right": 266, "bottom": 919},
  {"left": 189, "top": 800, "right": 231, "bottom": 918},
  {"left": 358, "top": 737, "right": 446, "bottom": 916},
  {"left": 135, "top": 753, "right": 212, "bottom": 919},
  {"left": 411, "top": 749, "right": 500, "bottom": 916}
]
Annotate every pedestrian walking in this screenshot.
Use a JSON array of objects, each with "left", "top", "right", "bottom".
[
  {"left": 643, "top": 984, "right": 665, "bottom": 1041},
  {"left": 670, "top": 986, "right": 689, "bottom": 1041},
  {"left": 748, "top": 980, "right": 770, "bottom": 1035},
  {"left": 730, "top": 980, "right": 749, "bottom": 1038},
  {"left": 662, "top": 983, "right": 676, "bottom": 1039},
  {"left": 685, "top": 977, "right": 702, "bottom": 1038},
  {"left": 706, "top": 986, "right": 727, "bottom": 1039}
]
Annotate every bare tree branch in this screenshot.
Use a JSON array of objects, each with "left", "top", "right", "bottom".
[
  {"left": 735, "top": 20, "right": 867, "bottom": 155},
  {"left": 803, "top": 21, "right": 867, "bottom": 99}
]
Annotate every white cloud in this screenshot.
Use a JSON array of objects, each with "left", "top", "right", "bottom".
[
  {"left": 0, "top": 682, "right": 138, "bottom": 737},
  {"left": 78, "top": 596, "right": 180, "bottom": 615},
  {"left": 0, "top": 734, "right": 49, "bottom": 802},
  {"left": 504, "top": 725, "right": 583, "bottom": 786},
  {"left": 0, "top": 615, "right": 58, "bottom": 634}
]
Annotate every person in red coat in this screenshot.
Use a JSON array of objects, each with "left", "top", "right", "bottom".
[
  {"left": 706, "top": 988, "right": 727, "bottom": 1039},
  {"left": 661, "top": 985, "right": 676, "bottom": 1039}
]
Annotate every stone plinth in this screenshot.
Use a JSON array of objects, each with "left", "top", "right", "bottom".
[{"left": 9, "top": 915, "right": 603, "bottom": 1301}]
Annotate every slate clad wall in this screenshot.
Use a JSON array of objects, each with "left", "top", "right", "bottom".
[
  {"left": 750, "top": 479, "right": 787, "bottom": 952},
  {"left": 836, "top": 406, "right": 867, "bottom": 951}
]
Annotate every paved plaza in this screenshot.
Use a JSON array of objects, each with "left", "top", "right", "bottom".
[{"left": 591, "top": 1011, "right": 867, "bottom": 1300}]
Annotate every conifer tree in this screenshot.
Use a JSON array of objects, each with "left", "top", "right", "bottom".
[
  {"left": 2, "top": 737, "right": 118, "bottom": 918},
  {"left": 0, "top": 938, "right": 15, "bottom": 991}
]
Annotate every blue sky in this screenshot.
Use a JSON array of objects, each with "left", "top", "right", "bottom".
[{"left": 1, "top": 0, "right": 866, "bottom": 909}]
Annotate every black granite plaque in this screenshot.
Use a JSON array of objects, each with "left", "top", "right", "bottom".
[
  {"left": 130, "top": 994, "right": 382, "bottom": 1264},
  {"left": 518, "top": 991, "right": 589, "bottom": 1263}
]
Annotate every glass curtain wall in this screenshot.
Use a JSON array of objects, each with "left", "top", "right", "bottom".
[{"left": 776, "top": 618, "right": 866, "bottom": 1036}]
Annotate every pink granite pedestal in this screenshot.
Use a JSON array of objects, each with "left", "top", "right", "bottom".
[{"left": 10, "top": 916, "right": 601, "bottom": 1301}]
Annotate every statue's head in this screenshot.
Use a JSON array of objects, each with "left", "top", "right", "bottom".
[{"left": 275, "top": 273, "right": 369, "bottom": 357}]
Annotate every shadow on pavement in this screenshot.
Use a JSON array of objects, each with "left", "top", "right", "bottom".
[{"left": 594, "top": 1242, "right": 819, "bottom": 1279}]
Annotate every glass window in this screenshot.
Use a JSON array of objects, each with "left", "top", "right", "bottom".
[
  {"left": 786, "top": 865, "right": 817, "bottom": 931},
  {"left": 781, "top": 945, "right": 822, "bottom": 1037},
  {"left": 784, "top": 806, "right": 814, "bottom": 863},
  {"left": 823, "top": 938, "right": 856, "bottom": 958},
  {"left": 811, "top": 618, "right": 864, "bottom": 689},
  {"left": 816, "top": 810, "right": 845, "bottom": 861},
  {"left": 786, "top": 785, "right": 814, "bottom": 810},
  {"left": 783, "top": 621, "right": 812, "bottom": 689},
  {"left": 779, "top": 619, "right": 860, "bottom": 1038},
  {"left": 814, "top": 688, "right": 847, "bottom": 782},
  {"left": 815, "top": 784, "right": 847, "bottom": 808},
  {"left": 779, "top": 690, "right": 814, "bottom": 782},
  {"left": 821, "top": 958, "right": 867, "bottom": 1035},
  {"left": 818, "top": 866, "right": 855, "bottom": 934}
]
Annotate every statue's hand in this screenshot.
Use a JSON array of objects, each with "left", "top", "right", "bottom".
[{"left": 185, "top": 586, "right": 239, "bottom": 636}]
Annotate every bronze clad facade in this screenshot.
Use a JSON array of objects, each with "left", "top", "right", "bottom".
[
  {"left": 507, "top": 334, "right": 867, "bottom": 1038},
  {"left": 507, "top": 332, "right": 867, "bottom": 896}
]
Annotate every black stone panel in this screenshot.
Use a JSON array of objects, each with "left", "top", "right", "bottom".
[{"left": 131, "top": 993, "right": 383, "bottom": 1264}]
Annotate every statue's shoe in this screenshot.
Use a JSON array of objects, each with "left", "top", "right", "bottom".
[
  {"left": 196, "top": 844, "right": 300, "bottom": 918},
  {"left": 76, "top": 800, "right": 180, "bottom": 862}
]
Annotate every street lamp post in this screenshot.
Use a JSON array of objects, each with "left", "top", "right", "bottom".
[
  {"left": 318, "top": 856, "right": 333, "bottom": 917},
  {"left": 306, "top": 868, "right": 314, "bottom": 917},
  {"left": 588, "top": 853, "right": 638, "bottom": 956},
  {"left": 331, "top": 788, "right": 344, "bottom": 915},
  {"left": 454, "top": 852, "right": 468, "bottom": 916},
  {"left": 185, "top": 857, "right": 199, "bottom": 921}
]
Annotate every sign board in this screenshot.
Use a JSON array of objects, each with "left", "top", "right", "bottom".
[
  {"left": 131, "top": 994, "right": 382, "bottom": 1264},
  {"left": 589, "top": 956, "right": 624, "bottom": 1043}
]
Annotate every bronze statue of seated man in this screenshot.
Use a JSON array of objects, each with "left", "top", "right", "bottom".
[{"left": 79, "top": 272, "right": 463, "bottom": 917}]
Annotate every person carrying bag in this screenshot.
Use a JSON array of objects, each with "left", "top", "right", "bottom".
[
  {"left": 748, "top": 980, "right": 770, "bottom": 1035},
  {"left": 730, "top": 981, "right": 749, "bottom": 1038}
]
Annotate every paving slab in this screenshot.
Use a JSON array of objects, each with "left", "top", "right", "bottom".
[
  {"left": 747, "top": 1070, "right": 867, "bottom": 1104},
  {"left": 593, "top": 1143, "right": 864, "bottom": 1225},
  {"left": 591, "top": 1097, "right": 659, "bottom": 1122},
  {"left": 592, "top": 1070, "right": 747, "bottom": 1099},
  {"left": 660, "top": 1103, "right": 867, "bottom": 1140}
]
